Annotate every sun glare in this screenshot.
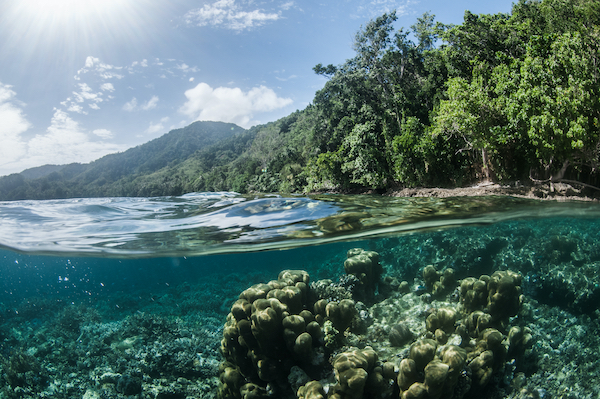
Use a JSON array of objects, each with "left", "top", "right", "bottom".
[
  {"left": 1, "top": 0, "right": 153, "bottom": 60},
  {"left": 20, "top": 0, "right": 123, "bottom": 18},
  {"left": 0, "top": 0, "right": 167, "bottom": 82}
]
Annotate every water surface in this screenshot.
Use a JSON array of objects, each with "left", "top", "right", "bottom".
[{"left": 1, "top": 192, "right": 598, "bottom": 257}]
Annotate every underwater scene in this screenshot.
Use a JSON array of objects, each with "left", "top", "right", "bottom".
[{"left": 1, "top": 193, "right": 599, "bottom": 399}]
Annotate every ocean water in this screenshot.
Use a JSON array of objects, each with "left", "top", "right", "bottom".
[{"left": 0, "top": 193, "right": 599, "bottom": 399}]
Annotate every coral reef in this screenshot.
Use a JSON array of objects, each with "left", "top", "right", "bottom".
[
  {"left": 218, "top": 248, "right": 536, "bottom": 399},
  {"left": 0, "top": 303, "right": 223, "bottom": 399},
  {"left": 219, "top": 270, "right": 326, "bottom": 399},
  {"left": 373, "top": 218, "right": 600, "bottom": 317},
  {"left": 343, "top": 249, "right": 383, "bottom": 302},
  {"left": 423, "top": 265, "right": 457, "bottom": 298},
  {"left": 0, "top": 349, "right": 48, "bottom": 395}
]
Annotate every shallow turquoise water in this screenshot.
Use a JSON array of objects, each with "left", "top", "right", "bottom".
[{"left": 0, "top": 193, "right": 599, "bottom": 398}]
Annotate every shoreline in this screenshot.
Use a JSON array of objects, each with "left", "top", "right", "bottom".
[{"left": 383, "top": 181, "right": 600, "bottom": 201}]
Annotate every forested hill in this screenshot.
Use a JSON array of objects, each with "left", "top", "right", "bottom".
[
  {"left": 0, "top": 121, "right": 248, "bottom": 200},
  {"left": 1, "top": 0, "right": 599, "bottom": 200}
]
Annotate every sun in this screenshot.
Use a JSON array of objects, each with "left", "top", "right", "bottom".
[
  {"left": 0, "top": 0, "right": 165, "bottom": 71},
  {"left": 0, "top": 0, "right": 148, "bottom": 68},
  {"left": 18, "top": 0, "right": 124, "bottom": 20},
  {"left": 2, "top": 0, "right": 144, "bottom": 46}
]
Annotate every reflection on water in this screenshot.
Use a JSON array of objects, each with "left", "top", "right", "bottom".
[{"left": 1, "top": 192, "right": 599, "bottom": 257}]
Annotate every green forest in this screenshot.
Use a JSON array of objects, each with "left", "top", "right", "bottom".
[{"left": 0, "top": 0, "right": 599, "bottom": 200}]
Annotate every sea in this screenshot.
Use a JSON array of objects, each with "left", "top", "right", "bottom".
[{"left": 0, "top": 192, "right": 598, "bottom": 399}]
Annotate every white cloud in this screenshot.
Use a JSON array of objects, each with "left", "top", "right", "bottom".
[
  {"left": 179, "top": 82, "right": 292, "bottom": 128},
  {"left": 77, "top": 56, "right": 124, "bottom": 80},
  {"left": 0, "top": 107, "right": 124, "bottom": 176},
  {"left": 123, "top": 96, "right": 158, "bottom": 111},
  {"left": 85, "top": 56, "right": 98, "bottom": 68},
  {"left": 73, "top": 83, "right": 103, "bottom": 103},
  {"left": 176, "top": 63, "right": 199, "bottom": 73},
  {"left": 189, "top": 77, "right": 195, "bottom": 82},
  {"left": 141, "top": 95, "right": 159, "bottom": 110},
  {"left": 281, "top": 2, "right": 294, "bottom": 11},
  {"left": 123, "top": 97, "right": 138, "bottom": 112},
  {"left": 24, "top": 110, "right": 124, "bottom": 168},
  {"left": 93, "top": 129, "right": 113, "bottom": 139},
  {"left": 0, "top": 82, "right": 30, "bottom": 171},
  {"left": 66, "top": 103, "right": 86, "bottom": 114},
  {"left": 184, "top": 0, "right": 280, "bottom": 31},
  {"left": 146, "top": 123, "right": 163, "bottom": 134},
  {"left": 62, "top": 83, "right": 106, "bottom": 113},
  {"left": 101, "top": 83, "right": 115, "bottom": 92},
  {"left": 145, "top": 117, "right": 170, "bottom": 135}
]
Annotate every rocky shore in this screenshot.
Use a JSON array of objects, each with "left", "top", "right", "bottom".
[{"left": 387, "top": 181, "right": 599, "bottom": 201}]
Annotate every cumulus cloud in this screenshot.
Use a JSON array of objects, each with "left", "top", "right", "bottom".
[
  {"left": 179, "top": 82, "right": 292, "bottom": 128},
  {"left": 0, "top": 107, "right": 124, "bottom": 176},
  {"left": 24, "top": 110, "right": 124, "bottom": 168},
  {"left": 142, "top": 95, "right": 159, "bottom": 110},
  {"left": 184, "top": 0, "right": 280, "bottom": 31},
  {"left": 0, "top": 83, "right": 30, "bottom": 171}
]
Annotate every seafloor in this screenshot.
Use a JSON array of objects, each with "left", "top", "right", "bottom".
[{"left": 0, "top": 216, "right": 599, "bottom": 399}]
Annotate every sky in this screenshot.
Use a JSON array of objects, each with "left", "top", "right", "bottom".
[{"left": 0, "top": 0, "right": 516, "bottom": 177}]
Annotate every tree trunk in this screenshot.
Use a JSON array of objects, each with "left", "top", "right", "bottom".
[{"left": 481, "top": 148, "right": 493, "bottom": 182}]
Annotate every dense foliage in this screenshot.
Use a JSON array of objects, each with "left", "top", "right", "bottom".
[{"left": 1, "top": 0, "right": 598, "bottom": 200}]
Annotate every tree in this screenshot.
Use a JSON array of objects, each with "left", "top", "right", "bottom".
[
  {"left": 504, "top": 29, "right": 600, "bottom": 179},
  {"left": 432, "top": 67, "right": 506, "bottom": 181},
  {"left": 310, "top": 11, "right": 439, "bottom": 189},
  {"left": 441, "top": 11, "right": 515, "bottom": 79}
]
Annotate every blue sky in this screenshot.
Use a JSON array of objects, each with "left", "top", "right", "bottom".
[{"left": 0, "top": 0, "right": 516, "bottom": 176}]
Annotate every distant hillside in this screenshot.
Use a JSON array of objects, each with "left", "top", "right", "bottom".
[
  {"left": 20, "top": 165, "right": 66, "bottom": 180},
  {"left": 0, "top": 121, "right": 248, "bottom": 200}
]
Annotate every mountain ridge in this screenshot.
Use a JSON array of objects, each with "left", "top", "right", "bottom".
[{"left": 0, "top": 121, "right": 249, "bottom": 200}]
